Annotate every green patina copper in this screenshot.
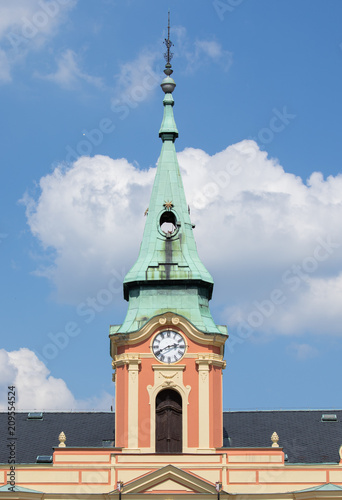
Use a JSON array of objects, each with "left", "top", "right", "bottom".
[{"left": 114, "top": 72, "right": 227, "bottom": 337}]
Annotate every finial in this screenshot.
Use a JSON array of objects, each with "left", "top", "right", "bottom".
[
  {"left": 163, "top": 11, "right": 174, "bottom": 76},
  {"left": 58, "top": 431, "right": 66, "bottom": 447},
  {"left": 271, "top": 431, "right": 279, "bottom": 447},
  {"left": 161, "top": 11, "right": 176, "bottom": 95}
]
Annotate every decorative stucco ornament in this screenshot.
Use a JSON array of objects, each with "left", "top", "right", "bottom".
[
  {"left": 58, "top": 431, "right": 66, "bottom": 447},
  {"left": 271, "top": 432, "right": 279, "bottom": 447}
]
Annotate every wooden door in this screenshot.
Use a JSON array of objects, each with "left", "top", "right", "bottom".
[{"left": 155, "top": 389, "right": 182, "bottom": 453}]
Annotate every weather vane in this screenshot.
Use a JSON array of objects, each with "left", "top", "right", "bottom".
[{"left": 164, "top": 11, "right": 174, "bottom": 66}]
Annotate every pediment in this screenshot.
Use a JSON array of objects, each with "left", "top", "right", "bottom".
[
  {"left": 142, "top": 478, "right": 195, "bottom": 493},
  {"left": 120, "top": 464, "right": 217, "bottom": 494}
]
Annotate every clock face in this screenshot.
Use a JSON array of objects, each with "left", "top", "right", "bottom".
[{"left": 152, "top": 330, "right": 186, "bottom": 364}]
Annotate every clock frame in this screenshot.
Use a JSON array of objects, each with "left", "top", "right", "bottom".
[{"left": 152, "top": 330, "right": 186, "bottom": 364}]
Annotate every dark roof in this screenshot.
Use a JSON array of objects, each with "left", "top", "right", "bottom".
[
  {"left": 223, "top": 409, "right": 342, "bottom": 464},
  {"left": 0, "top": 412, "right": 115, "bottom": 464},
  {"left": 0, "top": 410, "right": 341, "bottom": 464}
]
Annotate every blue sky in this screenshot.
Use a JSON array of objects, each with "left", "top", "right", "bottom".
[{"left": 1, "top": 0, "right": 342, "bottom": 411}]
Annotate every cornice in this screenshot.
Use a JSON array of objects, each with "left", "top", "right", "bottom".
[
  {"left": 112, "top": 353, "right": 141, "bottom": 369},
  {"left": 111, "top": 312, "right": 226, "bottom": 348}
]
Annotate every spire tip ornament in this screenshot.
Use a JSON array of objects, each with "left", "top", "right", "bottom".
[
  {"left": 161, "top": 11, "right": 176, "bottom": 94},
  {"left": 164, "top": 11, "right": 174, "bottom": 72}
]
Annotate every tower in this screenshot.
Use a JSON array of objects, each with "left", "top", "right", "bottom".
[{"left": 110, "top": 18, "right": 227, "bottom": 454}]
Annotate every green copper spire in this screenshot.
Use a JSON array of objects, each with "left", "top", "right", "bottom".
[{"left": 114, "top": 17, "right": 226, "bottom": 337}]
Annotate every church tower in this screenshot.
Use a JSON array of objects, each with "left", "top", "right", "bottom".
[{"left": 110, "top": 18, "right": 227, "bottom": 454}]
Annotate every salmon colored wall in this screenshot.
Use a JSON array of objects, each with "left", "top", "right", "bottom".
[
  {"left": 138, "top": 358, "right": 154, "bottom": 448},
  {"left": 115, "top": 325, "right": 224, "bottom": 450},
  {"left": 183, "top": 357, "right": 199, "bottom": 448}
]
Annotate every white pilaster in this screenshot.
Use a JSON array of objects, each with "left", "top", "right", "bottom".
[
  {"left": 196, "top": 359, "right": 210, "bottom": 450},
  {"left": 127, "top": 358, "right": 140, "bottom": 450}
]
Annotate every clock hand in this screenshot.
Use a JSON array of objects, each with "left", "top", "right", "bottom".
[{"left": 160, "top": 343, "right": 178, "bottom": 353}]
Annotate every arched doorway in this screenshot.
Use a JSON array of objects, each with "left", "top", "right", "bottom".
[{"left": 155, "top": 389, "right": 182, "bottom": 453}]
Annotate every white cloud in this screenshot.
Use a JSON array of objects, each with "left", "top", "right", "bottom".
[
  {"left": 22, "top": 155, "right": 155, "bottom": 303},
  {"left": 271, "top": 273, "right": 342, "bottom": 336},
  {"left": 0, "top": 48, "right": 11, "bottom": 82},
  {"left": 0, "top": 0, "right": 77, "bottom": 83},
  {"left": 0, "top": 2, "right": 46, "bottom": 39},
  {"left": 193, "top": 39, "right": 232, "bottom": 71},
  {"left": 172, "top": 26, "right": 232, "bottom": 73},
  {"left": 111, "top": 49, "right": 160, "bottom": 110},
  {"left": 22, "top": 140, "right": 342, "bottom": 336},
  {"left": 35, "top": 49, "right": 104, "bottom": 89},
  {"left": 109, "top": 27, "right": 232, "bottom": 110},
  {"left": 287, "top": 343, "right": 319, "bottom": 360},
  {"left": 0, "top": 348, "right": 111, "bottom": 410}
]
